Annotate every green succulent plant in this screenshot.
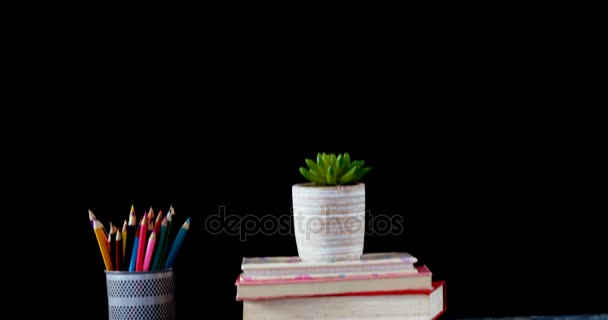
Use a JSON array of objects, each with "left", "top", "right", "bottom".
[{"left": 299, "top": 152, "right": 371, "bottom": 185}]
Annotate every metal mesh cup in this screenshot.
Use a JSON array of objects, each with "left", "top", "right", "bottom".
[{"left": 105, "top": 269, "right": 176, "bottom": 320}]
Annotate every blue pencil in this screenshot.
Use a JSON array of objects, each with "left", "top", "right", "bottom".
[
  {"left": 164, "top": 217, "right": 190, "bottom": 269},
  {"left": 128, "top": 235, "right": 139, "bottom": 272}
]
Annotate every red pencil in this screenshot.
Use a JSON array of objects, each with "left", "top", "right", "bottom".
[
  {"left": 135, "top": 214, "right": 148, "bottom": 271},
  {"left": 115, "top": 228, "right": 123, "bottom": 271},
  {"left": 108, "top": 223, "right": 117, "bottom": 271}
]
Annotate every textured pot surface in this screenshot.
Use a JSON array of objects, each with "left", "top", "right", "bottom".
[{"left": 292, "top": 182, "right": 365, "bottom": 262}]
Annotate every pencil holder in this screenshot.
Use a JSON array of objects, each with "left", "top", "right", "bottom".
[{"left": 105, "top": 269, "right": 176, "bottom": 320}]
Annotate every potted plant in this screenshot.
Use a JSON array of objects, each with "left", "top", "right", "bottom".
[{"left": 293, "top": 152, "right": 371, "bottom": 262}]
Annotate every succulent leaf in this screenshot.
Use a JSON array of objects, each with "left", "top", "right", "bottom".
[
  {"left": 299, "top": 167, "right": 326, "bottom": 184},
  {"left": 342, "top": 153, "right": 351, "bottom": 171},
  {"left": 316, "top": 155, "right": 327, "bottom": 178},
  {"left": 351, "top": 160, "right": 364, "bottom": 169},
  {"left": 305, "top": 158, "right": 322, "bottom": 176},
  {"left": 338, "top": 165, "right": 358, "bottom": 184},
  {"left": 327, "top": 166, "right": 336, "bottom": 185},
  {"left": 353, "top": 167, "right": 371, "bottom": 182},
  {"left": 301, "top": 153, "right": 370, "bottom": 185},
  {"left": 321, "top": 153, "right": 330, "bottom": 167}
]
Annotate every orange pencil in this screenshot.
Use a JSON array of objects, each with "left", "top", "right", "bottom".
[
  {"left": 147, "top": 210, "right": 155, "bottom": 232},
  {"left": 93, "top": 219, "right": 113, "bottom": 270},
  {"left": 148, "top": 207, "right": 155, "bottom": 222}
]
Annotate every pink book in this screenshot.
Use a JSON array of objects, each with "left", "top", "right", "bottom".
[
  {"left": 241, "top": 252, "right": 418, "bottom": 280},
  {"left": 236, "top": 265, "right": 433, "bottom": 301}
]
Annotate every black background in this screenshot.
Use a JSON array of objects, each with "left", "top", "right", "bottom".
[
  {"left": 22, "top": 24, "right": 605, "bottom": 319},
  {"left": 50, "top": 110, "right": 604, "bottom": 320}
]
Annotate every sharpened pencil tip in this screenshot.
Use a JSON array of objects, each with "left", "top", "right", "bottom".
[{"left": 88, "top": 210, "right": 95, "bottom": 221}]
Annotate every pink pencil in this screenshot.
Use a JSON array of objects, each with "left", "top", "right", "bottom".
[{"left": 143, "top": 231, "right": 157, "bottom": 271}]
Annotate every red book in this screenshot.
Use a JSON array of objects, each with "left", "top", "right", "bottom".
[{"left": 241, "top": 280, "right": 446, "bottom": 320}]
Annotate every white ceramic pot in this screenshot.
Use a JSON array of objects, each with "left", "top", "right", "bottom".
[{"left": 292, "top": 182, "right": 365, "bottom": 262}]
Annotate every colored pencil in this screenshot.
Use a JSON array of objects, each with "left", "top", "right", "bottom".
[
  {"left": 148, "top": 206, "right": 154, "bottom": 222},
  {"left": 128, "top": 234, "right": 139, "bottom": 272},
  {"left": 108, "top": 223, "right": 117, "bottom": 271},
  {"left": 93, "top": 219, "right": 113, "bottom": 270},
  {"left": 125, "top": 206, "right": 137, "bottom": 266},
  {"left": 115, "top": 228, "right": 123, "bottom": 271},
  {"left": 143, "top": 231, "right": 157, "bottom": 271},
  {"left": 89, "top": 210, "right": 107, "bottom": 233},
  {"left": 153, "top": 210, "right": 163, "bottom": 239},
  {"left": 151, "top": 216, "right": 168, "bottom": 270},
  {"left": 135, "top": 214, "right": 148, "bottom": 271},
  {"left": 147, "top": 210, "right": 155, "bottom": 232},
  {"left": 121, "top": 220, "right": 127, "bottom": 261},
  {"left": 163, "top": 205, "right": 175, "bottom": 261},
  {"left": 90, "top": 205, "right": 189, "bottom": 272},
  {"left": 88, "top": 209, "right": 96, "bottom": 227},
  {"left": 165, "top": 217, "right": 190, "bottom": 269},
  {"left": 88, "top": 210, "right": 108, "bottom": 243}
]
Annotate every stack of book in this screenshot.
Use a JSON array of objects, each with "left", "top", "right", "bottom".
[{"left": 235, "top": 252, "right": 446, "bottom": 319}]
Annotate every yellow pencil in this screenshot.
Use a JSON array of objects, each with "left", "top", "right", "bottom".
[
  {"left": 89, "top": 210, "right": 109, "bottom": 249},
  {"left": 94, "top": 219, "right": 113, "bottom": 270}
]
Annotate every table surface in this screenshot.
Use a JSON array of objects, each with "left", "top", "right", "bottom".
[{"left": 459, "top": 315, "right": 608, "bottom": 320}]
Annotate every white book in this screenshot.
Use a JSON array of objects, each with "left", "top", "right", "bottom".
[{"left": 242, "top": 281, "right": 446, "bottom": 320}]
